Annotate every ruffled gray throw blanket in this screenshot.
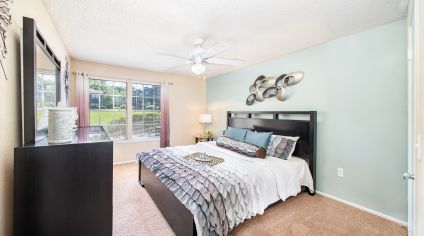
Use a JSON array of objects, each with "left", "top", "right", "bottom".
[{"left": 137, "top": 148, "right": 254, "bottom": 236}]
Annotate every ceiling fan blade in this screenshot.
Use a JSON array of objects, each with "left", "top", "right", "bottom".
[
  {"left": 204, "top": 41, "right": 229, "bottom": 58},
  {"left": 205, "top": 58, "right": 244, "bottom": 66},
  {"left": 157, "top": 52, "right": 190, "bottom": 60},
  {"left": 164, "top": 60, "right": 193, "bottom": 71}
]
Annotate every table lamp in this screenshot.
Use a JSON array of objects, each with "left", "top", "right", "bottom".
[{"left": 199, "top": 113, "right": 212, "bottom": 137}]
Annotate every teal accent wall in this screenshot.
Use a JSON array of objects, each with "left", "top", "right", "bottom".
[{"left": 206, "top": 20, "right": 407, "bottom": 221}]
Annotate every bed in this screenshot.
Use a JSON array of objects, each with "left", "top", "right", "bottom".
[{"left": 137, "top": 111, "right": 317, "bottom": 236}]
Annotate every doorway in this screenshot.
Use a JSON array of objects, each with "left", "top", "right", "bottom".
[{"left": 406, "top": 0, "right": 423, "bottom": 235}]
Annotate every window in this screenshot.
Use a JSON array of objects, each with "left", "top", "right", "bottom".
[
  {"left": 88, "top": 78, "right": 161, "bottom": 141},
  {"left": 36, "top": 71, "right": 57, "bottom": 109},
  {"left": 132, "top": 83, "right": 161, "bottom": 138},
  {"left": 89, "top": 79, "right": 127, "bottom": 140}
]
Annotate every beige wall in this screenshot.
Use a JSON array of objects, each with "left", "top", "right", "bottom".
[
  {"left": 0, "top": 0, "right": 68, "bottom": 235},
  {"left": 70, "top": 60, "right": 206, "bottom": 163}
]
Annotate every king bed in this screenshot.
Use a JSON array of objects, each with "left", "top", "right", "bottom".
[{"left": 137, "top": 111, "right": 317, "bottom": 236}]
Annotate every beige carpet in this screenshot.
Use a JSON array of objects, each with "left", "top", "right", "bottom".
[{"left": 113, "top": 163, "right": 407, "bottom": 236}]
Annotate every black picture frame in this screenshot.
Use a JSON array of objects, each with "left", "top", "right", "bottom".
[{"left": 22, "top": 17, "right": 61, "bottom": 145}]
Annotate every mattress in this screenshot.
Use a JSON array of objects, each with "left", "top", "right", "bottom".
[{"left": 168, "top": 141, "right": 314, "bottom": 235}]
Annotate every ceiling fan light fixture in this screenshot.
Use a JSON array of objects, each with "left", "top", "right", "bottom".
[
  {"left": 159, "top": 38, "right": 243, "bottom": 75},
  {"left": 191, "top": 63, "right": 206, "bottom": 75}
]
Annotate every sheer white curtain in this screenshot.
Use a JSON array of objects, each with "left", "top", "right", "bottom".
[{"left": 75, "top": 72, "right": 89, "bottom": 127}]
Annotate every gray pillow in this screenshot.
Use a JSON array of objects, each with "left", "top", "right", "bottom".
[
  {"left": 273, "top": 138, "right": 296, "bottom": 160},
  {"left": 267, "top": 135, "right": 299, "bottom": 160},
  {"left": 216, "top": 136, "right": 266, "bottom": 158}
]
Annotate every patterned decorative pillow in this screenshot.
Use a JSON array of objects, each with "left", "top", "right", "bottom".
[
  {"left": 266, "top": 135, "right": 299, "bottom": 160},
  {"left": 216, "top": 136, "right": 266, "bottom": 158}
]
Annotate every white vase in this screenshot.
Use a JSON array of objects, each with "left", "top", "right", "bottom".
[{"left": 48, "top": 107, "right": 75, "bottom": 144}]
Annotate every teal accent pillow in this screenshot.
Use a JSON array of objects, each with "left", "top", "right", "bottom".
[
  {"left": 226, "top": 127, "right": 248, "bottom": 141},
  {"left": 244, "top": 131, "right": 272, "bottom": 148}
]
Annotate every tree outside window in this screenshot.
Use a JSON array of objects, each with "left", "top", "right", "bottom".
[
  {"left": 88, "top": 78, "right": 160, "bottom": 140},
  {"left": 132, "top": 84, "right": 161, "bottom": 138},
  {"left": 89, "top": 79, "right": 127, "bottom": 140}
]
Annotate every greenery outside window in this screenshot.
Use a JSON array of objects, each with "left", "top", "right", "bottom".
[
  {"left": 89, "top": 79, "right": 127, "bottom": 140},
  {"left": 132, "top": 83, "right": 161, "bottom": 138},
  {"left": 88, "top": 77, "right": 161, "bottom": 141},
  {"left": 36, "top": 71, "right": 57, "bottom": 112},
  {"left": 35, "top": 71, "right": 57, "bottom": 128}
]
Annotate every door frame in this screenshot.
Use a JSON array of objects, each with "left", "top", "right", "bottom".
[
  {"left": 407, "top": 0, "right": 423, "bottom": 235},
  {"left": 414, "top": 0, "right": 423, "bottom": 234}
]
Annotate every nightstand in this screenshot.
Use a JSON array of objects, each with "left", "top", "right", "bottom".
[{"left": 194, "top": 135, "right": 215, "bottom": 143}]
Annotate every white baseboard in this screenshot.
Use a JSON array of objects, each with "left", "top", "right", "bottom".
[
  {"left": 316, "top": 191, "right": 408, "bottom": 227},
  {"left": 113, "top": 160, "right": 137, "bottom": 165}
]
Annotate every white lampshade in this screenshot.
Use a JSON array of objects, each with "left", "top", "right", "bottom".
[{"left": 199, "top": 114, "right": 212, "bottom": 124}]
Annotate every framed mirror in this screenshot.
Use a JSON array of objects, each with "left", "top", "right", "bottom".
[{"left": 22, "top": 17, "right": 61, "bottom": 145}]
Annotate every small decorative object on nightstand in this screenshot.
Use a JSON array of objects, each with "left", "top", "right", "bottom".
[{"left": 194, "top": 135, "right": 216, "bottom": 143}]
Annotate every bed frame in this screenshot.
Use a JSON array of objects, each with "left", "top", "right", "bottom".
[{"left": 138, "top": 111, "right": 317, "bottom": 236}]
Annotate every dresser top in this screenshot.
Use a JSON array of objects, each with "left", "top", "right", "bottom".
[{"left": 22, "top": 126, "right": 111, "bottom": 147}]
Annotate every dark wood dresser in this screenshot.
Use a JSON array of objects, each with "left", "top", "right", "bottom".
[{"left": 14, "top": 126, "right": 113, "bottom": 236}]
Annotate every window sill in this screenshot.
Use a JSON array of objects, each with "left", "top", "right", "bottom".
[{"left": 114, "top": 137, "right": 160, "bottom": 144}]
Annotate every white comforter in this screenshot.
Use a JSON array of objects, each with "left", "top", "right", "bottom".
[{"left": 170, "top": 141, "right": 314, "bottom": 235}]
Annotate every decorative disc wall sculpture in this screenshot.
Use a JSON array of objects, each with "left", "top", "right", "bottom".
[{"left": 246, "top": 72, "right": 304, "bottom": 105}]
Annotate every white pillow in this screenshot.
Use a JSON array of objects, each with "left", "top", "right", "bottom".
[{"left": 266, "top": 135, "right": 299, "bottom": 160}]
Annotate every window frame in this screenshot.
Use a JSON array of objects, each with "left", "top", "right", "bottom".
[
  {"left": 88, "top": 78, "right": 128, "bottom": 141},
  {"left": 87, "top": 75, "right": 161, "bottom": 142},
  {"left": 131, "top": 83, "right": 161, "bottom": 139},
  {"left": 36, "top": 69, "right": 57, "bottom": 108}
]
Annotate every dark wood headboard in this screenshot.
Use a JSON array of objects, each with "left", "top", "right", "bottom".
[{"left": 227, "top": 111, "right": 317, "bottom": 190}]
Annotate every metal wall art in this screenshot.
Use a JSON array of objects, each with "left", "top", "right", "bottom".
[
  {"left": 0, "top": 0, "right": 12, "bottom": 80},
  {"left": 246, "top": 72, "right": 304, "bottom": 105},
  {"left": 64, "top": 55, "right": 71, "bottom": 106}
]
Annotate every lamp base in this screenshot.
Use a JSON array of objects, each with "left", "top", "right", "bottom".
[{"left": 202, "top": 124, "right": 213, "bottom": 138}]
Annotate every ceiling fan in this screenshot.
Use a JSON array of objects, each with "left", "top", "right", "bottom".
[{"left": 158, "top": 38, "right": 244, "bottom": 75}]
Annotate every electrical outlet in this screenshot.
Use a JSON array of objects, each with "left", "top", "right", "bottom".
[{"left": 337, "top": 168, "right": 344, "bottom": 177}]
